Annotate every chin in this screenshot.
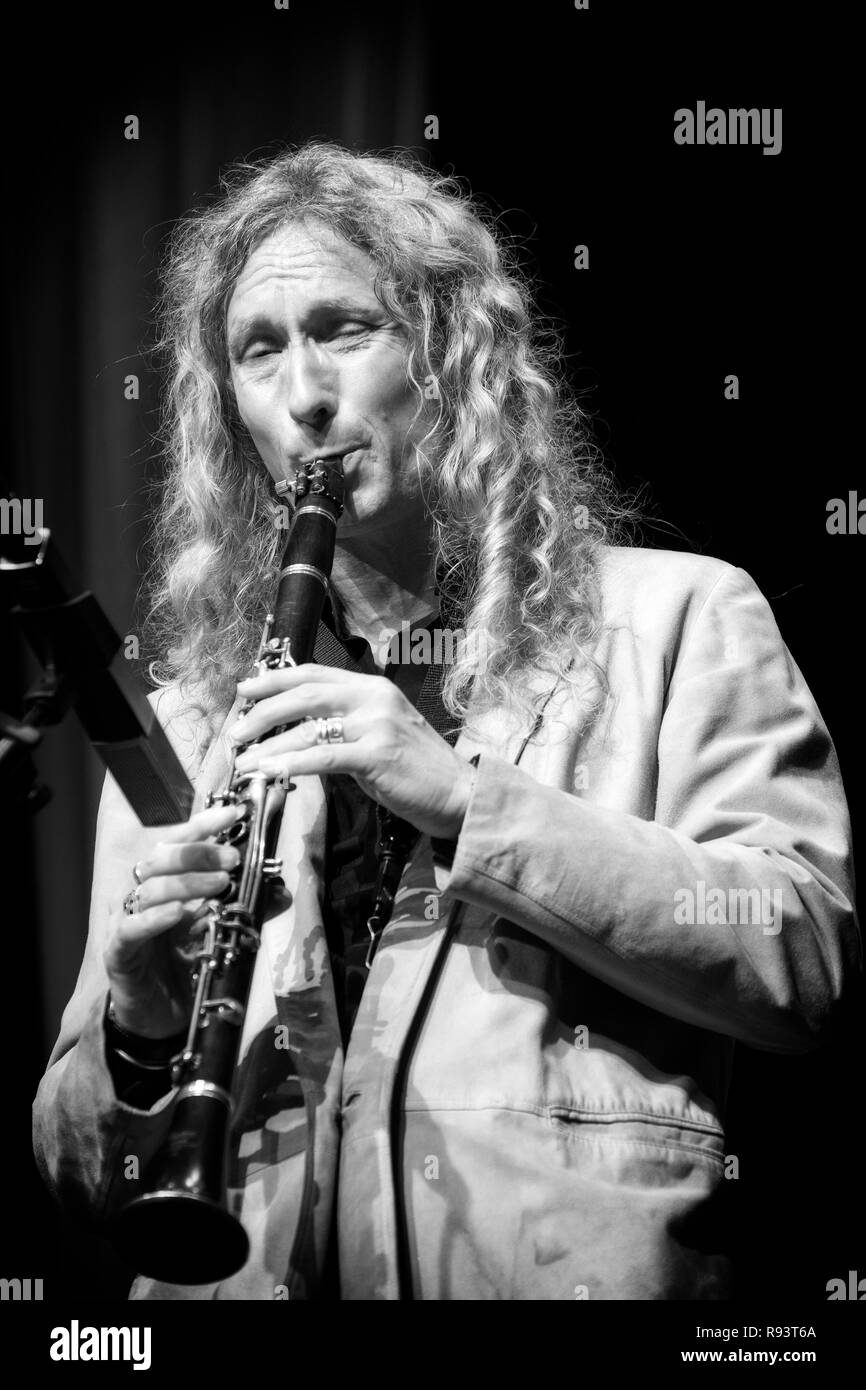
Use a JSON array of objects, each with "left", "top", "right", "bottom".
[{"left": 335, "top": 507, "right": 373, "bottom": 535}]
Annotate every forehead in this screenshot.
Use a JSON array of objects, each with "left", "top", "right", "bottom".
[{"left": 227, "top": 221, "right": 379, "bottom": 319}]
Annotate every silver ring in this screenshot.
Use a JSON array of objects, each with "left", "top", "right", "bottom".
[
  {"left": 314, "top": 715, "right": 344, "bottom": 745},
  {"left": 132, "top": 861, "right": 144, "bottom": 886},
  {"left": 123, "top": 886, "right": 143, "bottom": 917}
]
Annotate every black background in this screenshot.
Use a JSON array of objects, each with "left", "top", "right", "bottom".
[{"left": 2, "top": 0, "right": 861, "bottom": 1303}]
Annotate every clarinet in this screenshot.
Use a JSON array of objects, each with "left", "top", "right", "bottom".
[{"left": 113, "top": 458, "right": 345, "bottom": 1285}]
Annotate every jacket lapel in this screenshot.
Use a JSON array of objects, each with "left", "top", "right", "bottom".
[{"left": 338, "top": 684, "right": 559, "bottom": 1296}]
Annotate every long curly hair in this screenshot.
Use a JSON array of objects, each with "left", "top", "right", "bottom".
[{"left": 141, "top": 141, "right": 637, "bottom": 729}]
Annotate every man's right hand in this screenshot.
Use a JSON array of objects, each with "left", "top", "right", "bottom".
[{"left": 104, "top": 803, "right": 244, "bottom": 1039}]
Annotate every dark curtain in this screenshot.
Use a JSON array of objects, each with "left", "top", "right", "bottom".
[
  {"left": 8, "top": 0, "right": 432, "bottom": 1061},
  {"left": 3, "top": 0, "right": 861, "bottom": 1299}
]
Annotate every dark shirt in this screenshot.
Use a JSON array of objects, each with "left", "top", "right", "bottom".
[
  {"left": 314, "top": 593, "right": 460, "bottom": 1044},
  {"left": 106, "top": 591, "right": 461, "bottom": 1107}
]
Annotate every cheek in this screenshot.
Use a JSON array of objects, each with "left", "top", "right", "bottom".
[
  {"left": 367, "top": 364, "right": 419, "bottom": 426},
  {"left": 233, "top": 380, "right": 277, "bottom": 444},
  {"left": 232, "top": 392, "right": 284, "bottom": 481}
]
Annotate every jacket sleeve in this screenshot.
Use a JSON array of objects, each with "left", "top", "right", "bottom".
[
  {"left": 32, "top": 688, "right": 214, "bottom": 1225},
  {"left": 440, "top": 565, "right": 860, "bottom": 1054}
]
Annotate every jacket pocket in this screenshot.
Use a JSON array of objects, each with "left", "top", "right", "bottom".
[{"left": 545, "top": 1105, "right": 727, "bottom": 1172}]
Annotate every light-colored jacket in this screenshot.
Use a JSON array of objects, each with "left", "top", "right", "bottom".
[{"left": 33, "top": 547, "right": 859, "bottom": 1300}]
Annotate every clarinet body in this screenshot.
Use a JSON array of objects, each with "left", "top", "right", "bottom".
[{"left": 113, "top": 459, "right": 345, "bottom": 1285}]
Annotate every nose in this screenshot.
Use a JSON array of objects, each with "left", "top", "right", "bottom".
[{"left": 285, "top": 340, "right": 337, "bottom": 433}]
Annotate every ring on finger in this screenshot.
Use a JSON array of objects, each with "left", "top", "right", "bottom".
[
  {"left": 314, "top": 714, "right": 345, "bottom": 746},
  {"left": 132, "top": 861, "right": 144, "bottom": 886},
  {"left": 123, "top": 886, "right": 143, "bottom": 917}
]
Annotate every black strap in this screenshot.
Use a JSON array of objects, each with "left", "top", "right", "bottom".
[{"left": 312, "top": 600, "right": 462, "bottom": 968}]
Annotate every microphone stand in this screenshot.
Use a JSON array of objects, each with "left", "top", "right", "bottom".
[{"left": 0, "top": 521, "right": 193, "bottom": 826}]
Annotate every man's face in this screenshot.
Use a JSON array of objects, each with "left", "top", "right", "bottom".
[{"left": 227, "top": 221, "right": 428, "bottom": 534}]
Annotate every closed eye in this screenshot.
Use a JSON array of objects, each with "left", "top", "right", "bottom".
[
  {"left": 323, "top": 320, "right": 375, "bottom": 340},
  {"left": 231, "top": 318, "right": 385, "bottom": 361},
  {"left": 233, "top": 335, "right": 282, "bottom": 361}
]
